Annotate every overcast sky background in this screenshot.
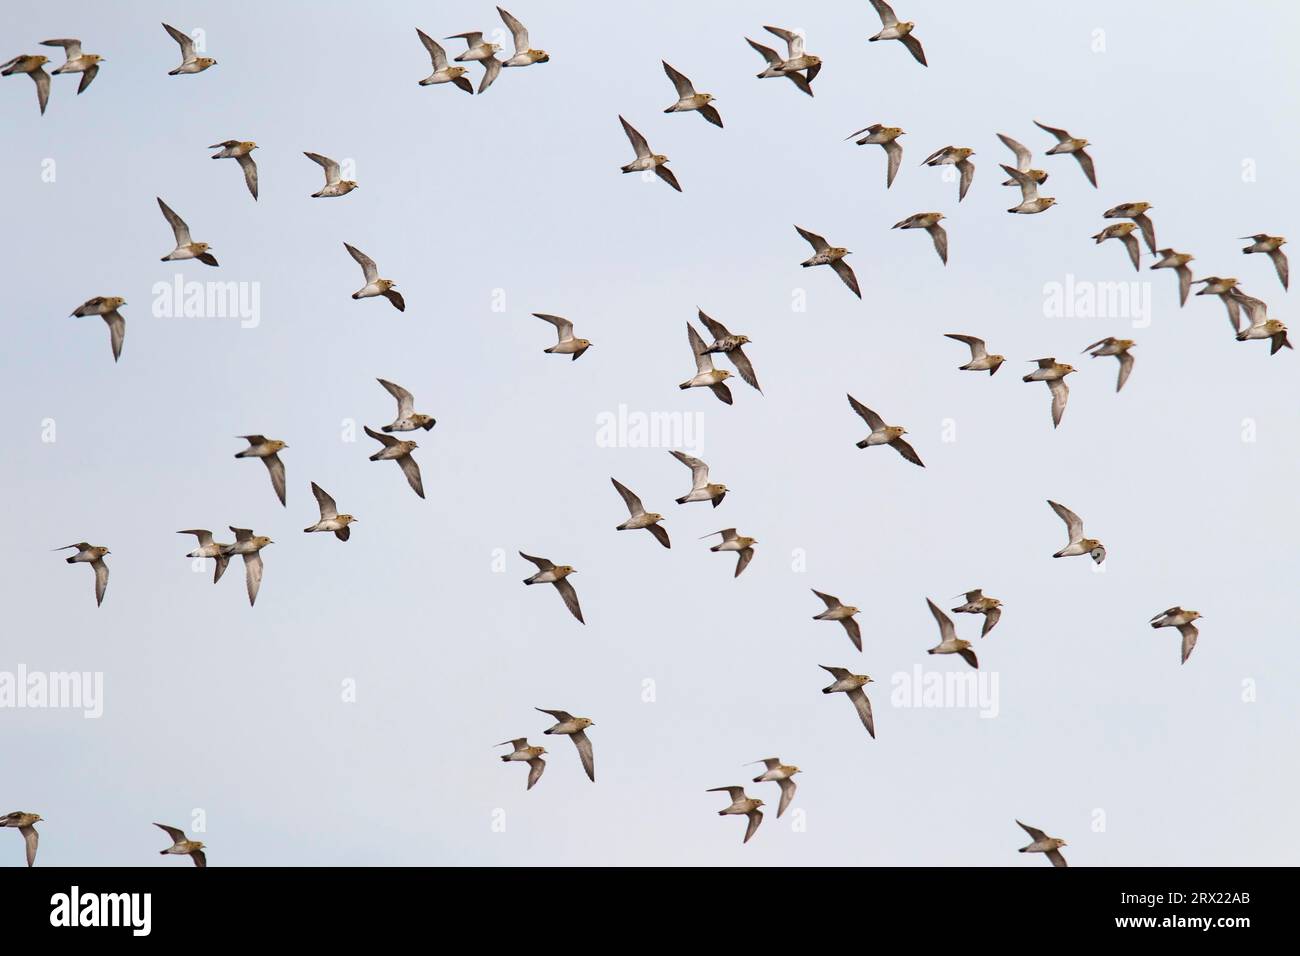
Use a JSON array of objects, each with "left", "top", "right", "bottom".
[{"left": 2, "top": 0, "right": 1297, "bottom": 866}]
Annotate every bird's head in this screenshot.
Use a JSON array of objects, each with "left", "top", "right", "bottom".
[
  {"left": 255, "top": 536, "right": 273, "bottom": 548},
  {"left": 533, "top": 50, "right": 550, "bottom": 62},
  {"left": 1087, "top": 543, "right": 1106, "bottom": 564},
  {"left": 831, "top": 246, "right": 850, "bottom": 257},
  {"left": 653, "top": 153, "right": 669, "bottom": 164},
  {"left": 558, "top": 565, "right": 575, "bottom": 575},
  {"left": 577, "top": 717, "right": 594, "bottom": 729},
  {"left": 198, "top": 57, "right": 217, "bottom": 68},
  {"left": 449, "top": 65, "right": 468, "bottom": 77},
  {"left": 106, "top": 296, "right": 127, "bottom": 309},
  {"left": 269, "top": 439, "right": 288, "bottom": 451},
  {"left": 193, "top": 242, "right": 211, "bottom": 252},
  {"left": 33, "top": 55, "right": 50, "bottom": 66},
  {"left": 647, "top": 513, "right": 664, "bottom": 523},
  {"left": 338, "top": 514, "right": 356, "bottom": 524},
  {"left": 577, "top": 337, "right": 593, "bottom": 348}
]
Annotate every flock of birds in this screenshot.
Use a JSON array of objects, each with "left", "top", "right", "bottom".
[{"left": 4, "top": 1, "right": 1287, "bottom": 866}]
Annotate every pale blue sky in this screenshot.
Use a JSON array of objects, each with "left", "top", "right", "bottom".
[{"left": 1, "top": 0, "right": 1297, "bottom": 866}]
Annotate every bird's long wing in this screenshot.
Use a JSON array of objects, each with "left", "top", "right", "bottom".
[
  {"left": 398, "top": 454, "right": 425, "bottom": 499},
  {"left": 344, "top": 243, "right": 379, "bottom": 283},
  {"left": 611, "top": 477, "right": 646, "bottom": 517},
  {"left": 927, "top": 598, "right": 956, "bottom": 642},
  {"left": 378, "top": 378, "right": 416, "bottom": 418},
  {"left": 619, "top": 115, "right": 650, "bottom": 158},
  {"left": 846, "top": 688, "right": 875, "bottom": 737},
  {"left": 846, "top": 394, "right": 886, "bottom": 430},
  {"left": 1048, "top": 500, "right": 1083, "bottom": 540},
  {"left": 263, "top": 453, "right": 287, "bottom": 506},
  {"left": 571, "top": 730, "right": 595, "bottom": 782},
  {"left": 554, "top": 578, "right": 584, "bottom": 623},
  {"left": 662, "top": 60, "right": 694, "bottom": 98},
  {"left": 311, "top": 481, "right": 338, "bottom": 520},
  {"left": 157, "top": 197, "right": 191, "bottom": 245}
]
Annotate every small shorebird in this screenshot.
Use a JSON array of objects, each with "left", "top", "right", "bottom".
[
  {"left": 867, "top": 0, "right": 927, "bottom": 65},
  {"left": 162, "top": 23, "right": 216, "bottom": 74},
  {"left": 997, "top": 134, "right": 1047, "bottom": 186},
  {"left": 619, "top": 115, "right": 681, "bottom": 192},
  {"left": 702, "top": 528, "right": 756, "bottom": 578},
  {"left": 70, "top": 296, "right": 126, "bottom": 363},
  {"left": 1241, "top": 234, "right": 1288, "bottom": 290},
  {"left": 1104, "top": 202, "right": 1156, "bottom": 254},
  {"left": 1, "top": 54, "right": 50, "bottom": 114},
  {"left": 155, "top": 823, "right": 206, "bottom": 867},
  {"left": 0, "top": 812, "right": 42, "bottom": 866},
  {"left": 706, "top": 787, "right": 764, "bottom": 843},
  {"left": 847, "top": 394, "right": 924, "bottom": 466},
  {"left": 536, "top": 708, "right": 595, "bottom": 781},
  {"left": 520, "top": 553, "right": 583, "bottom": 623},
  {"left": 1232, "top": 292, "right": 1292, "bottom": 354},
  {"left": 209, "top": 140, "right": 258, "bottom": 199},
  {"left": 41, "top": 38, "right": 103, "bottom": 94},
  {"left": 1082, "top": 337, "right": 1136, "bottom": 392},
  {"left": 925, "top": 599, "right": 978, "bottom": 669},
  {"left": 416, "top": 30, "right": 472, "bottom": 92},
  {"left": 498, "top": 738, "right": 547, "bottom": 790},
  {"left": 344, "top": 243, "right": 404, "bottom": 311},
  {"left": 1193, "top": 276, "right": 1243, "bottom": 331},
  {"left": 235, "top": 435, "right": 288, "bottom": 507},
  {"left": 226, "top": 527, "right": 272, "bottom": 606},
  {"left": 55, "top": 542, "right": 109, "bottom": 606},
  {"left": 378, "top": 379, "right": 436, "bottom": 432},
  {"left": 811, "top": 590, "right": 862, "bottom": 651},
  {"left": 364, "top": 426, "right": 424, "bottom": 498},
  {"left": 892, "top": 212, "right": 947, "bottom": 265},
  {"left": 1034, "top": 120, "right": 1096, "bottom": 187},
  {"left": 446, "top": 31, "right": 501, "bottom": 93},
  {"left": 681, "top": 323, "right": 733, "bottom": 405},
  {"left": 1047, "top": 500, "right": 1105, "bottom": 564},
  {"left": 1150, "top": 607, "right": 1204, "bottom": 665},
  {"left": 1022, "top": 358, "right": 1074, "bottom": 428},
  {"left": 1092, "top": 222, "right": 1140, "bottom": 272},
  {"left": 303, "top": 152, "right": 358, "bottom": 197},
  {"left": 921, "top": 146, "right": 974, "bottom": 202},
  {"left": 944, "top": 333, "right": 1004, "bottom": 375},
  {"left": 1151, "top": 248, "right": 1195, "bottom": 307},
  {"left": 1016, "top": 821, "right": 1067, "bottom": 867},
  {"left": 796, "top": 225, "right": 860, "bottom": 298},
  {"left": 697, "top": 310, "right": 760, "bottom": 391},
  {"left": 1002, "top": 164, "right": 1056, "bottom": 214},
  {"left": 178, "top": 529, "right": 231, "bottom": 583},
  {"left": 845, "top": 124, "right": 905, "bottom": 187},
  {"left": 951, "top": 589, "right": 1003, "bottom": 637},
  {"left": 533, "top": 313, "right": 592, "bottom": 360},
  {"left": 819, "top": 665, "right": 875, "bottom": 738},
  {"left": 669, "top": 450, "right": 727, "bottom": 507},
  {"left": 304, "top": 482, "right": 356, "bottom": 541},
  {"left": 611, "top": 478, "right": 670, "bottom": 549},
  {"left": 746, "top": 28, "right": 820, "bottom": 97},
  {"left": 747, "top": 759, "right": 800, "bottom": 818},
  {"left": 157, "top": 197, "right": 217, "bottom": 266},
  {"left": 498, "top": 7, "right": 549, "bottom": 68},
  {"left": 662, "top": 61, "right": 721, "bottom": 127}
]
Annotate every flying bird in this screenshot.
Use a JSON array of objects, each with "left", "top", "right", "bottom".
[
  {"left": 498, "top": 738, "right": 547, "bottom": 790},
  {"left": 892, "top": 212, "right": 948, "bottom": 264},
  {"left": 1022, "top": 358, "right": 1074, "bottom": 428},
  {"left": 702, "top": 528, "right": 756, "bottom": 578},
  {"left": 70, "top": 296, "right": 126, "bottom": 363},
  {"left": 1082, "top": 337, "right": 1136, "bottom": 392},
  {"left": 1151, "top": 248, "right": 1195, "bottom": 307},
  {"left": 1, "top": 55, "right": 50, "bottom": 113},
  {"left": 1016, "top": 820, "right": 1067, "bottom": 868},
  {"left": 363, "top": 426, "right": 424, "bottom": 498},
  {"left": 54, "top": 542, "right": 109, "bottom": 606},
  {"left": 209, "top": 140, "right": 258, "bottom": 199},
  {"left": 921, "top": 146, "right": 974, "bottom": 201},
  {"left": 795, "top": 225, "right": 860, "bottom": 298},
  {"left": 303, "top": 152, "right": 358, "bottom": 197},
  {"left": 845, "top": 124, "right": 905, "bottom": 187},
  {"left": 520, "top": 553, "right": 583, "bottom": 623},
  {"left": 618, "top": 115, "right": 681, "bottom": 192},
  {"left": 680, "top": 323, "right": 733, "bottom": 404},
  {"left": 662, "top": 61, "right": 721, "bottom": 127},
  {"left": 155, "top": 823, "right": 206, "bottom": 867},
  {"left": 1232, "top": 291, "right": 1292, "bottom": 354},
  {"left": 1047, "top": 500, "right": 1105, "bottom": 564},
  {"left": 162, "top": 23, "right": 216, "bottom": 75},
  {"left": 669, "top": 450, "right": 727, "bottom": 507},
  {"left": 925, "top": 599, "right": 978, "bottom": 669},
  {"left": 1034, "top": 120, "right": 1096, "bottom": 187},
  {"left": 847, "top": 394, "right": 924, "bottom": 466},
  {"left": 997, "top": 134, "right": 1047, "bottom": 186},
  {"left": 178, "top": 529, "right": 231, "bottom": 584},
  {"left": 344, "top": 243, "right": 404, "bottom": 311},
  {"left": 811, "top": 589, "right": 863, "bottom": 651},
  {"left": 226, "top": 527, "right": 273, "bottom": 606},
  {"left": 1150, "top": 607, "right": 1204, "bottom": 665},
  {"left": 533, "top": 313, "right": 592, "bottom": 360},
  {"left": 1092, "top": 222, "right": 1141, "bottom": 272},
  {"left": 416, "top": 30, "right": 472, "bottom": 92},
  {"left": 1240, "top": 234, "right": 1288, "bottom": 290},
  {"left": 1104, "top": 202, "right": 1156, "bottom": 254},
  {"left": 697, "top": 310, "right": 760, "bottom": 391},
  {"left": 746, "top": 29, "right": 819, "bottom": 97},
  {"left": 611, "top": 478, "right": 670, "bottom": 549},
  {"left": 747, "top": 759, "right": 800, "bottom": 818},
  {"left": 951, "top": 589, "right": 1003, "bottom": 637},
  {"left": 304, "top": 482, "right": 356, "bottom": 541},
  {"left": 157, "top": 198, "right": 217, "bottom": 266},
  {"left": 41, "top": 38, "right": 103, "bottom": 94},
  {"left": 944, "top": 333, "right": 1004, "bottom": 375},
  {"left": 1001, "top": 164, "right": 1057, "bottom": 214},
  {"left": 0, "top": 812, "right": 42, "bottom": 867},
  {"left": 536, "top": 708, "right": 595, "bottom": 781},
  {"left": 819, "top": 665, "right": 875, "bottom": 738},
  {"left": 378, "top": 379, "right": 436, "bottom": 432},
  {"left": 497, "top": 7, "right": 549, "bottom": 67},
  {"left": 446, "top": 31, "right": 501, "bottom": 93},
  {"left": 234, "top": 435, "right": 288, "bottom": 507},
  {"left": 706, "top": 787, "right": 764, "bottom": 843},
  {"left": 867, "top": 0, "right": 927, "bottom": 65}
]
